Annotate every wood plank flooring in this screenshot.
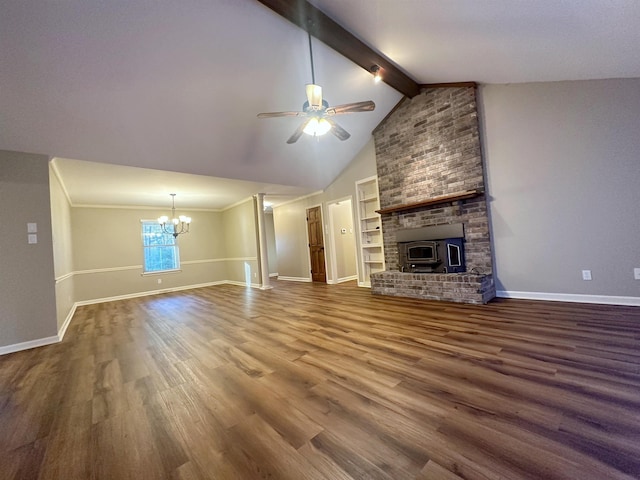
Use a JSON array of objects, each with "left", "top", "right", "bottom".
[{"left": 1, "top": 280, "right": 640, "bottom": 479}]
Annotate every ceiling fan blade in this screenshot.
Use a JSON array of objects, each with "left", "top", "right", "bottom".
[
  {"left": 325, "top": 100, "right": 375, "bottom": 116},
  {"left": 326, "top": 118, "right": 350, "bottom": 141},
  {"left": 306, "top": 84, "right": 323, "bottom": 109},
  {"left": 286, "top": 119, "right": 311, "bottom": 144},
  {"left": 257, "top": 111, "right": 306, "bottom": 118}
]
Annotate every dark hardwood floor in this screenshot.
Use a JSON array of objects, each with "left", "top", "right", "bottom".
[{"left": 1, "top": 280, "right": 640, "bottom": 479}]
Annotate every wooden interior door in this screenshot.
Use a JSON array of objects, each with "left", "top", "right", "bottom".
[{"left": 306, "top": 206, "right": 326, "bottom": 283}]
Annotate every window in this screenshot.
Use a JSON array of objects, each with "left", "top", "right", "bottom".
[{"left": 141, "top": 221, "right": 180, "bottom": 273}]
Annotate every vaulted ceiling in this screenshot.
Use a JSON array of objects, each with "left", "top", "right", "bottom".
[{"left": 2, "top": 0, "right": 639, "bottom": 208}]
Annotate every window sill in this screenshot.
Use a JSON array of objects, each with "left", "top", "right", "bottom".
[{"left": 141, "top": 269, "right": 182, "bottom": 276}]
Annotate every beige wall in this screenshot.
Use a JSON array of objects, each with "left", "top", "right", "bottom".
[
  {"left": 71, "top": 206, "right": 228, "bottom": 301},
  {"left": 49, "top": 164, "right": 75, "bottom": 331},
  {"left": 480, "top": 78, "right": 640, "bottom": 302},
  {"left": 330, "top": 200, "right": 357, "bottom": 280},
  {"left": 0, "top": 150, "right": 58, "bottom": 348},
  {"left": 273, "top": 197, "right": 319, "bottom": 280},
  {"left": 323, "top": 138, "right": 378, "bottom": 200},
  {"left": 273, "top": 138, "right": 377, "bottom": 283},
  {"left": 222, "top": 199, "right": 259, "bottom": 285},
  {"left": 264, "top": 211, "right": 278, "bottom": 275}
]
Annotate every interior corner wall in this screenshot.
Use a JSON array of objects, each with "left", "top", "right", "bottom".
[
  {"left": 479, "top": 78, "right": 640, "bottom": 302},
  {"left": 49, "top": 163, "right": 75, "bottom": 331},
  {"left": 0, "top": 150, "right": 58, "bottom": 348}
]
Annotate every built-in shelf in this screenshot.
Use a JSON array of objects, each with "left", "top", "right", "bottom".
[
  {"left": 356, "top": 175, "right": 385, "bottom": 287},
  {"left": 376, "top": 189, "right": 483, "bottom": 215}
]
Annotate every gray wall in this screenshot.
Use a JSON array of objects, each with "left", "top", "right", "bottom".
[
  {"left": 480, "top": 78, "right": 640, "bottom": 301},
  {"left": 0, "top": 151, "right": 57, "bottom": 348}
]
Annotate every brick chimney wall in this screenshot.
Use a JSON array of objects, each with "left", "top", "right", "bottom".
[{"left": 373, "top": 86, "right": 494, "bottom": 291}]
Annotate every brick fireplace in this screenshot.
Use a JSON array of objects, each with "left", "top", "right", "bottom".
[{"left": 370, "top": 86, "right": 496, "bottom": 304}]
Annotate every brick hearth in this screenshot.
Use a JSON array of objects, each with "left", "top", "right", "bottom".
[{"left": 371, "top": 272, "right": 495, "bottom": 305}]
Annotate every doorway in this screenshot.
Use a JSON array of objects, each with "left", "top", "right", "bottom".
[{"left": 306, "top": 205, "right": 326, "bottom": 283}]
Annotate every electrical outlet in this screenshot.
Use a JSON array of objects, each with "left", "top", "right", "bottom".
[
  {"left": 634, "top": 268, "right": 640, "bottom": 280},
  {"left": 157, "top": 278, "right": 162, "bottom": 284},
  {"left": 582, "top": 270, "right": 592, "bottom": 281}
]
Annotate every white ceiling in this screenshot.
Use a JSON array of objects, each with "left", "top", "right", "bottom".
[
  {"left": 51, "top": 157, "right": 315, "bottom": 210},
  {"left": 2, "top": 0, "right": 640, "bottom": 209}
]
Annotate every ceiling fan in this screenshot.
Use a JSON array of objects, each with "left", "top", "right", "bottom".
[{"left": 257, "top": 33, "right": 375, "bottom": 144}]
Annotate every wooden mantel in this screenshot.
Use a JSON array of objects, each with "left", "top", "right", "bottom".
[{"left": 376, "top": 189, "right": 483, "bottom": 215}]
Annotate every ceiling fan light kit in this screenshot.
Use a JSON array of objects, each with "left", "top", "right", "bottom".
[
  {"left": 303, "top": 117, "right": 331, "bottom": 136},
  {"left": 257, "top": 33, "right": 375, "bottom": 143}
]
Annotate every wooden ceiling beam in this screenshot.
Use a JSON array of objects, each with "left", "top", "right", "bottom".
[{"left": 255, "top": 0, "right": 421, "bottom": 98}]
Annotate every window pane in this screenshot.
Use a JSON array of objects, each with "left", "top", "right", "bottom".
[{"left": 143, "top": 222, "right": 175, "bottom": 247}]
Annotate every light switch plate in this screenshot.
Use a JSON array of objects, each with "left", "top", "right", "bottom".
[
  {"left": 28, "top": 234, "right": 38, "bottom": 244},
  {"left": 27, "top": 223, "right": 37, "bottom": 233},
  {"left": 581, "top": 270, "right": 592, "bottom": 281},
  {"left": 634, "top": 268, "right": 640, "bottom": 280}
]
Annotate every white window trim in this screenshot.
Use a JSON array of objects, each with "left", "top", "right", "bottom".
[{"left": 140, "top": 219, "right": 181, "bottom": 274}]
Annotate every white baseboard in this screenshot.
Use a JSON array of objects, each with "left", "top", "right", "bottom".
[
  {"left": 225, "top": 281, "right": 262, "bottom": 289},
  {"left": 74, "top": 281, "right": 228, "bottom": 307},
  {"left": 57, "top": 303, "right": 77, "bottom": 341},
  {"left": 335, "top": 275, "right": 357, "bottom": 284},
  {"left": 269, "top": 272, "right": 279, "bottom": 278},
  {"left": 496, "top": 290, "right": 640, "bottom": 306},
  {"left": 0, "top": 335, "right": 60, "bottom": 356},
  {"left": 358, "top": 281, "right": 372, "bottom": 288},
  {"left": 277, "top": 276, "right": 312, "bottom": 283}
]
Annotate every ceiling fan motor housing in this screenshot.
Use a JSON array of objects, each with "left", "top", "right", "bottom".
[{"left": 303, "top": 99, "right": 329, "bottom": 113}]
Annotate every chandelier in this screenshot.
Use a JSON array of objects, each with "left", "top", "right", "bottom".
[{"left": 158, "top": 193, "right": 191, "bottom": 238}]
